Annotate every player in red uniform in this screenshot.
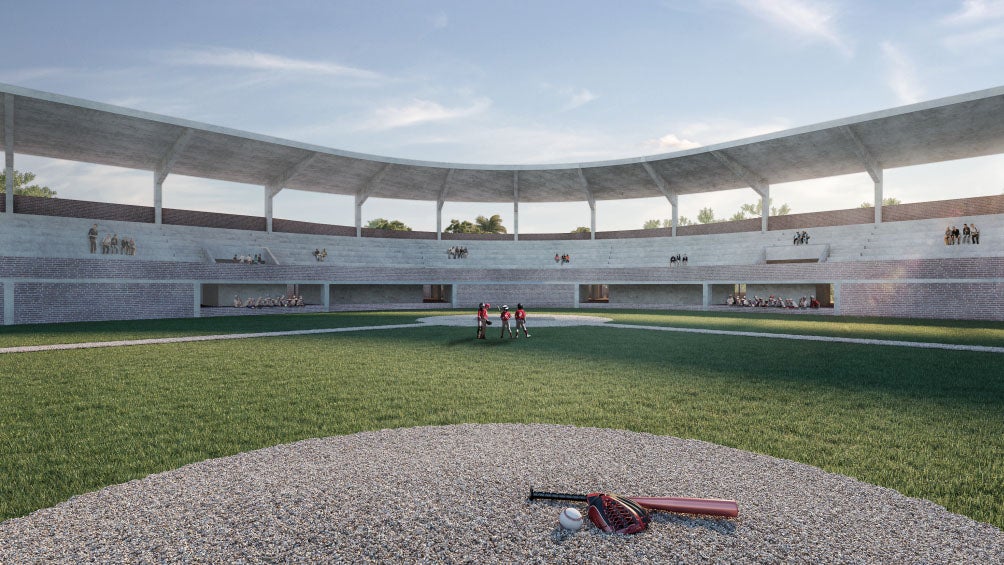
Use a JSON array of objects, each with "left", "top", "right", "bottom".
[
  {"left": 499, "top": 305, "right": 514, "bottom": 338},
  {"left": 514, "top": 303, "right": 530, "bottom": 338},
  {"left": 476, "top": 302, "right": 489, "bottom": 339}
]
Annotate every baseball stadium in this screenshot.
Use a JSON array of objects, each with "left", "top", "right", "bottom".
[{"left": 1, "top": 79, "right": 1003, "bottom": 562}]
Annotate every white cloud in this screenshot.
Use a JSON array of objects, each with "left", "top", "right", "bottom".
[
  {"left": 737, "top": 0, "right": 851, "bottom": 55},
  {"left": 644, "top": 119, "right": 790, "bottom": 154},
  {"left": 564, "top": 89, "right": 597, "bottom": 111},
  {"left": 942, "top": 0, "right": 1004, "bottom": 25},
  {"left": 431, "top": 12, "right": 449, "bottom": 29},
  {"left": 940, "top": 0, "right": 1004, "bottom": 50},
  {"left": 361, "top": 97, "right": 492, "bottom": 131},
  {"left": 881, "top": 42, "right": 923, "bottom": 104},
  {"left": 649, "top": 133, "right": 703, "bottom": 152},
  {"left": 157, "top": 47, "right": 383, "bottom": 80}
]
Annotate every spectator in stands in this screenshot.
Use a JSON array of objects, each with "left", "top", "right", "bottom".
[
  {"left": 971, "top": 224, "right": 980, "bottom": 244},
  {"left": 555, "top": 253, "right": 560, "bottom": 263},
  {"left": 110, "top": 234, "right": 119, "bottom": 254},
  {"left": 244, "top": 297, "right": 256, "bottom": 308},
  {"left": 944, "top": 226, "right": 952, "bottom": 245},
  {"left": 670, "top": 255, "right": 677, "bottom": 267},
  {"left": 88, "top": 224, "right": 99, "bottom": 253},
  {"left": 952, "top": 225, "right": 961, "bottom": 244},
  {"left": 101, "top": 234, "right": 112, "bottom": 254},
  {"left": 809, "top": 296, "right": 820, "bottom": 308},
  {"left": 963, "top": 224, "right": 971, "bottom": 244},
  {"left": 682, "top": 254, "right": 688, "bottom": 265},
  {"left": 233, "top": 295, "right": 242, "bottom": 308}
]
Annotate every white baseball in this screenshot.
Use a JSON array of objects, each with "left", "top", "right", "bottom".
[{"left": 558, "top": 507, "right": 584, "bottom": 531}]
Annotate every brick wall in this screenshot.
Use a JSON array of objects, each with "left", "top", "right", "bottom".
[
  {"left": 330, "top": 284, "right": 425, "bottom": 304},
  {"left": 361, "top": 228, "right": 437, "bottom": 240},
  {"left": 454, "top": 284, "right": 575, "bottom": 308},
  {"left": 608, "top": 284, "right": 703, "bottom": 305},
  {"left": 768, "top": 207, "right": 874, "bottom": 231},
  {"left": 520, "top": 232, "right": 592, "bottom": 241},
  {"left": 442, "top": 232, "right": 515, "bottom": 241},
  {"left": 162, "top": 208, "right": 266, "bottom": 231},
  {"left": 14, "top": 282, "right": 193, "bottom": 324},
  {"left": 11, "top": 195, "right": 155, "bottom": 222},
  {"left": 839, "top": 282, "right": 1004, "bottom": 321},
  {"left": 272, "top": 218, "right": 356, "bottom": 236},
  {"left": 883, "top": 194, "right": 1004, "bottom": 222}
]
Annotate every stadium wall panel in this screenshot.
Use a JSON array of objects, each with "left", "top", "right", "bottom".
[
  {"left": 608, "top": 284, "right": 703, "bottom": 305},
  {"left": 839, "top": 282, "right": 1004, "bottom": 321},
  {"left": 330, "top": 284, "right": 426, "bottom": 305},
  {"left": 454, "top": 284, "right": 575, "bottom": 309},
  {"left": 13, "top": 282, "right": 193, "bottom": 325}
]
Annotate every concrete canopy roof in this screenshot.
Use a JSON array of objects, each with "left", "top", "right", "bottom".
[{"left": 3, "top": 82, "right": 1004, "bottom": 204}]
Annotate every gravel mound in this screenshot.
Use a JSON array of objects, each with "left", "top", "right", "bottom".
[{"left": 1, "top": 424, "right": 1000, "bottom": 563}]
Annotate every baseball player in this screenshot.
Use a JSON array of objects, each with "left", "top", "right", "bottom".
[
  {"left": 514, "top": 303, "right": 530, "bottom": 338},
  {"left": 476, "top": 302, "right": 489, "bottom": 339},
  {"left": 500, "top": 305, "right": 514, "bottom": 338}
]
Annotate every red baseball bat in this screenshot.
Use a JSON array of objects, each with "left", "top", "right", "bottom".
[{"left": 529, "top": 489, "right": 739, "bottom": 518}]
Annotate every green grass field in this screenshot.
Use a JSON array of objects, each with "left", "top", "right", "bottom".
[{"left": 1, "top": 310, "right": 1002, "bottom": 530}]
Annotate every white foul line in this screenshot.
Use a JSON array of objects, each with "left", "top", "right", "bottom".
[{"left": 1, "top": 319, "right": 1001, "bottom": 355}]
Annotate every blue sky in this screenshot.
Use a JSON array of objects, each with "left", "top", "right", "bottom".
[{"left": 2, "top": 0, "right": 1004, "bottom": 232}]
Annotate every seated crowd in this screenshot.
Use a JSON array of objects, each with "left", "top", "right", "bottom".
[
  {"left": 232, "top": 294, "right": 305, "bottom": 308},
  {"left": 944, "top": 223, "right": 980, "bottom": 245},
  {"left": 313, "top": 248, "right": 328, "bottom": 261},
  {"left": 669, "top": 253, "right": 688, "bottom": 266},
  {"left": 792, "top": 230, "right": 810, "bottom": 245},
  {"left": 725, "top": 294, "right": 819, "bottom": 309},
  {"left": 448, "top": 246, "right": 468, "bottom": 259},
  {"left": 232, "top": 253, "right": 265, "bottom": 264},
  {"left": 555, "top": 253, "right": 571, "bottom": 265}
]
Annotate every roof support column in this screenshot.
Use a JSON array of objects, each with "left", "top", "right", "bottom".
[
  {"left": 671, "top": 197, "right": 678, "bottom": 237},
  {"left": 264, "top": 185, "right": 282, "bottom": 233},
  {"left": 873, "top": 170, "right": 884, "bottom": 224},
  {"left": 153, "top": 176, "right": 163, "bottom": 224},
  {"left": 153, "top": 128, "right": 193, "bottom": 225},
  {"left": 841, "top": 125, "right": 883, "bottom": 225},
  {"left": 642, "top": 162, "right": 678, "bottom": 237},
  {"left": 760, "top": 186, "right": 770, "bottom": 233},
  {"left": 436, "top": 168, "right": 454, "bottom": 241},
  {"left": 576, "top": 168, "right": 595, "bottom": 240},
  {"left": 711, "top": 151, "right": 769, "bottom": 233},
  {"left": 265, "top": 152, "right": 316, "bottom": 233},
  {"left": 513, "top": 171, "right": 519, "bottom": 242},
  {"left": 357, "top": 163, "right": 392, "bottom": 238},
  {"left": 4, "top": 94, "right": 13, "bottom": 216}
]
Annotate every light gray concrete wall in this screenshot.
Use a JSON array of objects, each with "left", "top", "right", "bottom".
[
  {"left": 454, "top": 284, "right": 575, "bottom": 309},
  {"left": 710, "top": 284, "right": 737, "bottom": 305},
  {"left": 14, "top": 282, "right": 193, "bottom": 324},
  {"left": 608, "top": 284, "right": 703, "bottom": 305},
  {"left": 330, "top": 284, "right": 424, "bottom": 305}
]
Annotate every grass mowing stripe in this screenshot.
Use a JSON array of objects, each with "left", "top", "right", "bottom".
[{"left": 2, "top": 322, "right": 1001, "bottom": 530}]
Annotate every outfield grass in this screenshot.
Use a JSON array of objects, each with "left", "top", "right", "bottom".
[{"left": 1, "top": 310, "right": 1002, "bottom": 530}]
